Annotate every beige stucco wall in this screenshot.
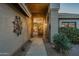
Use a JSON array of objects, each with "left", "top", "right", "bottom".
[
  {"left": 26, "top": 17, "right": 32, "bottom": 38},
  {"left": 0, "top": 4, "right": 29, "bottom": 55}
]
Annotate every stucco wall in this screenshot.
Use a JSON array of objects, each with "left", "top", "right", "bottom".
[
  {"left": 26, "top": 17, "right": 32, "bottom": 38},
  {"left": 0, "top": 4, "right": 29, "bottom": 55},
  {"left": 49, "top": 9, "right": 59, "bottom": 43},
  {"left": 59, "top": 20, "right": 79, "bottom": 28},
  {"left": 50, "top": 3, "right": 60, "bottom": 10}
]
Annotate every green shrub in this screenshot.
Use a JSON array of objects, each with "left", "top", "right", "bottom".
[
  {"left": 59, "top": 27, "right": 79, "bottom": 44},
  {"left": 53, "top": 33, "right": 71, "bottom": 53}
]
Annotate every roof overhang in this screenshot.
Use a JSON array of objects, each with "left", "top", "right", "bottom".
[{"left": 18, "top": 3, "right": 31, "bottom": 17}]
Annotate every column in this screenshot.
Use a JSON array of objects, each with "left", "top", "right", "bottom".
[{"left": 49, "top": 3, "right": 60, "bottom": 43}]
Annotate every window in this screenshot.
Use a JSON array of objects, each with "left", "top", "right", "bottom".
[{"left": 61, "top": 22, "right": 76, "bottom": 28}]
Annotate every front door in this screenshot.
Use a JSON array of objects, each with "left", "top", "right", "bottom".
[{"left": 32, "top": 17, "right": 43, "bottom": 37}]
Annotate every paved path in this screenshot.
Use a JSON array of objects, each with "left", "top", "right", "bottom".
[
  {"left": 69, "top": 44, "right": 79, "bottom": 56},
  {"left": 25, "top": 37, "right": 47, "bottom": 56}
]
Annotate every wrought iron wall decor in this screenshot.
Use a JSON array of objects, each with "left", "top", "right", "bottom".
[{"left": 12, "top": 16, "right": 22, "bottom": 36}]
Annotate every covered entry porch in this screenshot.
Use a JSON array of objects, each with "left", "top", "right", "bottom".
[
  {"left": 0, "top": 3, "right": 60, "bottom": 56},
  {"left": 24, "top": 3, "right": 60, "bottom": 56},
  {"left": 26, "top": 3, "right": 60, "bottom": 43}
]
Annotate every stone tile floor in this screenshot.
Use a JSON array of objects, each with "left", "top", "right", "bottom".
[
  {"left": 14, "top": 37, "right": 79, "bottom": 56},
  {"left": 25, "top": 37, "right": 47, "bottom": 56},
  {"left": 13, "top": 40, "right": 32, "bottom": 56}
]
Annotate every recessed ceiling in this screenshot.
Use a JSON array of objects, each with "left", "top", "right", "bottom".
[{"left": 26, "top": 3, "right": 49, "bottom": 15}]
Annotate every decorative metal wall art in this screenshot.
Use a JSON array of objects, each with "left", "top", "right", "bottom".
[{"left": 12, "top": 16, "right": 22, "bottom": 36}]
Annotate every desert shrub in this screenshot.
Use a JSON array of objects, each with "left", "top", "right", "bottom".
[
  {"left": 53, "top": 33, "right": 71, "bottom": 53},
  {"left": 59, "top": 27, "right": 79, "bottom": 44}
]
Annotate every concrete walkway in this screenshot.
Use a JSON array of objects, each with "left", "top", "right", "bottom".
[
  {"left": 69, "top": 44, "right": 79, "bottom": 56},
  {"left": 25, "top": 37, "right": 47, "bottom": 56}
]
